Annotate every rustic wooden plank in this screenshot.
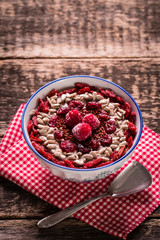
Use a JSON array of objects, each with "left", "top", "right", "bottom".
[
  {"left": 0, "top": 218, "right": 159, "bottom": 240},
  {"left": 0, "top": 176, "right": 159, "bottom": 218},
  {"left": 0, "top": 58, "right": 159, "bottom": 135},
  {"left": 0, "top": 0, "right": 160, "bottom": 58}
]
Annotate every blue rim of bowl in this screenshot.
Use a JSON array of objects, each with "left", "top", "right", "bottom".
[{"left": 21, "top": 75, "right": 143, "bottom": 172}]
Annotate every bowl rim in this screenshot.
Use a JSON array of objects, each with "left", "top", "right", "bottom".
[{"left": 21, "top": 75, "right": 143, "bottom": 172}]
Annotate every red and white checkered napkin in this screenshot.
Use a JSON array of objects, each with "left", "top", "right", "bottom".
[{"left": 0, "top": 104, "right": 160, "bottom": 239}]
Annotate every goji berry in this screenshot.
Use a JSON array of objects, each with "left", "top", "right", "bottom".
[
  {"left": 84, "top": 158, "right": 103, "bottom": 168},
  {"left": 110, "top": 151, "right": 119, "bottom": 161},
  {"left": 64, "top": 159, "right": 75, "bottom": 168},
  {"left": 97, "top": 161, "right": 113, "bottom": 167},
  {"left": 127, "top": 136, "right": 133, "bottom": 148},
  {"left": 27, "top": 120, "right": 33, "bottom": 133},
  {"left": 118, "top": 146, "right": 126, "bottom": 158},
  {"left": 32, "top": 116, "right": 38, "bottom": 128}
]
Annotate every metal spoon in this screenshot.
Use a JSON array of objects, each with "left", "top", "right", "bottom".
[{"left": 38, "top": 161, "right": 152, "bottom": 228}]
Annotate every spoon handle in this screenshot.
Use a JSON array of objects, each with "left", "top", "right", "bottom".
[{"left": 37, "top": 194, "right": 105, "bottom": 228}]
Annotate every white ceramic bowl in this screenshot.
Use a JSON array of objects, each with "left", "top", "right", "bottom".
[{"left": 21, "top": 75, "right": 143, "bottom": 182}]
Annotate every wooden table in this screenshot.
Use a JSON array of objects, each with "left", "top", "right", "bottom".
[{"left": 0, "top": 0, "right": 160, "bottom": 239}]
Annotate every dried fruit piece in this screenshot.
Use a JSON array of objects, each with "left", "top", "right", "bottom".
[
  {"left": 47, "top": 89, "right": 59, "bottom": 98},
  {"left": 86, "top": 101, "right": 102, "bottom": 110},
  {"left": 32, "top": 116, "right": 38, "bottom": 128},
  {"left": 97, "top": 161, "right": 113, "bottom": 167},
  {"left": 48, "top": 115, "right": 58, "bottom": 127},
  {"left": 57, "top": 107, "right": 69, "bottom": 115},
  {"left": 64, "top": 159, "right": 75, "bottom": 168},
  {"left": 84, "top": 158, "right": 103, "bottom": 168},
  {"left": 98, "top": 111, "right": 110, "bottom": 121},
  {"left": 77, "top": 144, "right": 91, "bottom": 153},
  {"left": 59, "top": 87, "right": 76, "bottom": 96},
  {"left": 91, "top": 140, "right": 100, "bottom": 150},
  {"left": 27, "top": 120, "right": 33, "bottom": 133},
  {"left": 72, "top": 123, "right": 92, "bottom": 141},
  {"left": 128, "top": 122, "right": 137, "bottom": 133},
  {"left": 105, "top": 120, "right": 116, "bottom": 134},
  {"left": 77, "top": 86, "right": 91, "bottom": 94},
  {"left": 100, "top": 135, "right": 112, "bottom": 146},
  {"left": 105, "top": 88, "right": 116, "bottom": 99},
  {"left": 68, "top": 100, "right": 84, "bottom": 110},
  {"left": 54, "top": 130, "right": 63, "bottom": 139},
  {"left": 128, "top": 111, "right": 136, "bottom": 122},
  {"left": 75, "top": 83, "right": 89, "bottom": 88},
  {"left": 118, "top": 146, "right": 126, "bottom": 158},
  {"left": 116, "top": 96, "right": 124, "bottom": 104},
  {"left": 65, "top": 110, "right": 83, "bottom": 128},
  {"left": 127, "top": 136, "right": 133, "bottom": 148},
  {"left": 60, "top": 140, "right": 76, "bottom": 152},
  {"left": 83, "top": 114, "right": 100, "bottom": 130},
  {"left": 110, "top": 151, "right": 119, "bottom": 161}
]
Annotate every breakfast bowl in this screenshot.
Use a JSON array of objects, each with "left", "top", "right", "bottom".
[{"left": 21, "top": 75, "right": 143, "bottom": 182}]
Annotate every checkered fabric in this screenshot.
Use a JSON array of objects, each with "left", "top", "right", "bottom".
[{"left": 0, "top": 104, "right": 160, "bottom": 239}]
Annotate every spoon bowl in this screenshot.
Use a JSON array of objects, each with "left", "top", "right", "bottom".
[{"left": 38, "top": 161, "right": 152, "bottom": 228}]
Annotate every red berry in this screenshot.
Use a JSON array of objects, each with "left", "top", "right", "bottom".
[
  {"left": 83, "top": 114, "right": 100, "bottom": 130},
  {"left": 75, "top": 83, "right": 89, "bottom": 88},
  {"left": 57, "top": 107, "right": 69, "bottom": 115},
  {"left": 86, "top": 101, "right": 102, "bottom": 110},
  {"left": 48, "top": 115, "right": 58, "bottom": 127},
  {"left": 128, "top": 122, "right": 137, "bottom": 133},
  {"left": 68, "top": 100, "right": 84, "bottom": 110},
  {"left": 91, "top": 140, "right": 100, "bottom": 150},
  {"left": 116, "top": 96, "right": 124, "bottom": 104},
  {"left": 100, "top": 135, "right": 112, "bottom": 146},
  {"left": 128, "top": 111, "right": 136, "bottom": 122},
  {"left": 105, "top": 120, "right": 116, "bottom": 134},
  {"left": 98, "top": 111, "right": 110, "bottom": 121},
  {"left": 65, "top": 110, "right": 83, "bottom": 128},
  {"left": 54, "top": 130, "right": 63, "bottom": 139},
  {"left": 105, "top": 88, "right": 116, "bottom": 98},
  {"left": 77, "top": 87, "right": 91, "bottom": 94},
  {"left": 60, "top": 140, "right": 76, "bottom": 153},
  {"left": 72, "top": 123, "right": 92, "bottom": 141},
  {"left": 77, "top": 144, "right": 91, "bottom": 153}
]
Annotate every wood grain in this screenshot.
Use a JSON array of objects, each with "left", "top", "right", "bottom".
[
  {"left": 0, "top": 58, "right": 160, "bottom": 136},
  {"left": 0, "top": 0, "right": 160, "bottom": 58},
  {"left": 0, "top": 218, "right": 160, "bottom": 240}
]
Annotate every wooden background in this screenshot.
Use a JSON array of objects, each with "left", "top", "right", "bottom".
[{"left": 0, "top": 0, "right": 160, "bottom": 239}]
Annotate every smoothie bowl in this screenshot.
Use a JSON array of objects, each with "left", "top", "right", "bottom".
[{"left": 21, "top": 76, "right": 143, "bottom": 182}]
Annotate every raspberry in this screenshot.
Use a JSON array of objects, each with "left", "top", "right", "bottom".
[
  {"left": 48, "top": 115, "right": 58, "bottom": 127},
  {"left": 68, "top": 100, "right": 84, "bottom": 110},
  {"left": 100, "top": 135, "right": 112, "bottom": 146},
  {"left": 54, "top": 130, "right": 63, "bottom": 139},
  {"left": 86, "top": 101, "right": 102, "bottom": 110},
  {"left": 60, "top": 140, "right": 76, "bottom": 153},
  {"left": 83, "top": 114, "right": 100, "bottom": 130},
  {"left": 105, "top": 120, "right": 116, "bottom": 134},
  {"left": 91, "top": 140, "right": 100, "bottom": 150},
  {"left": 65, "top": 110, "right": 83, "bottom": 128},
  {"left": 57, "top": 107, "right": 69, "bottom": 115},
  {"left": 77, "top": 144, "right": 91, "bottom": 154},
  {"left": 72, "top": 123, "right": 92, "bottom": 141}
]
